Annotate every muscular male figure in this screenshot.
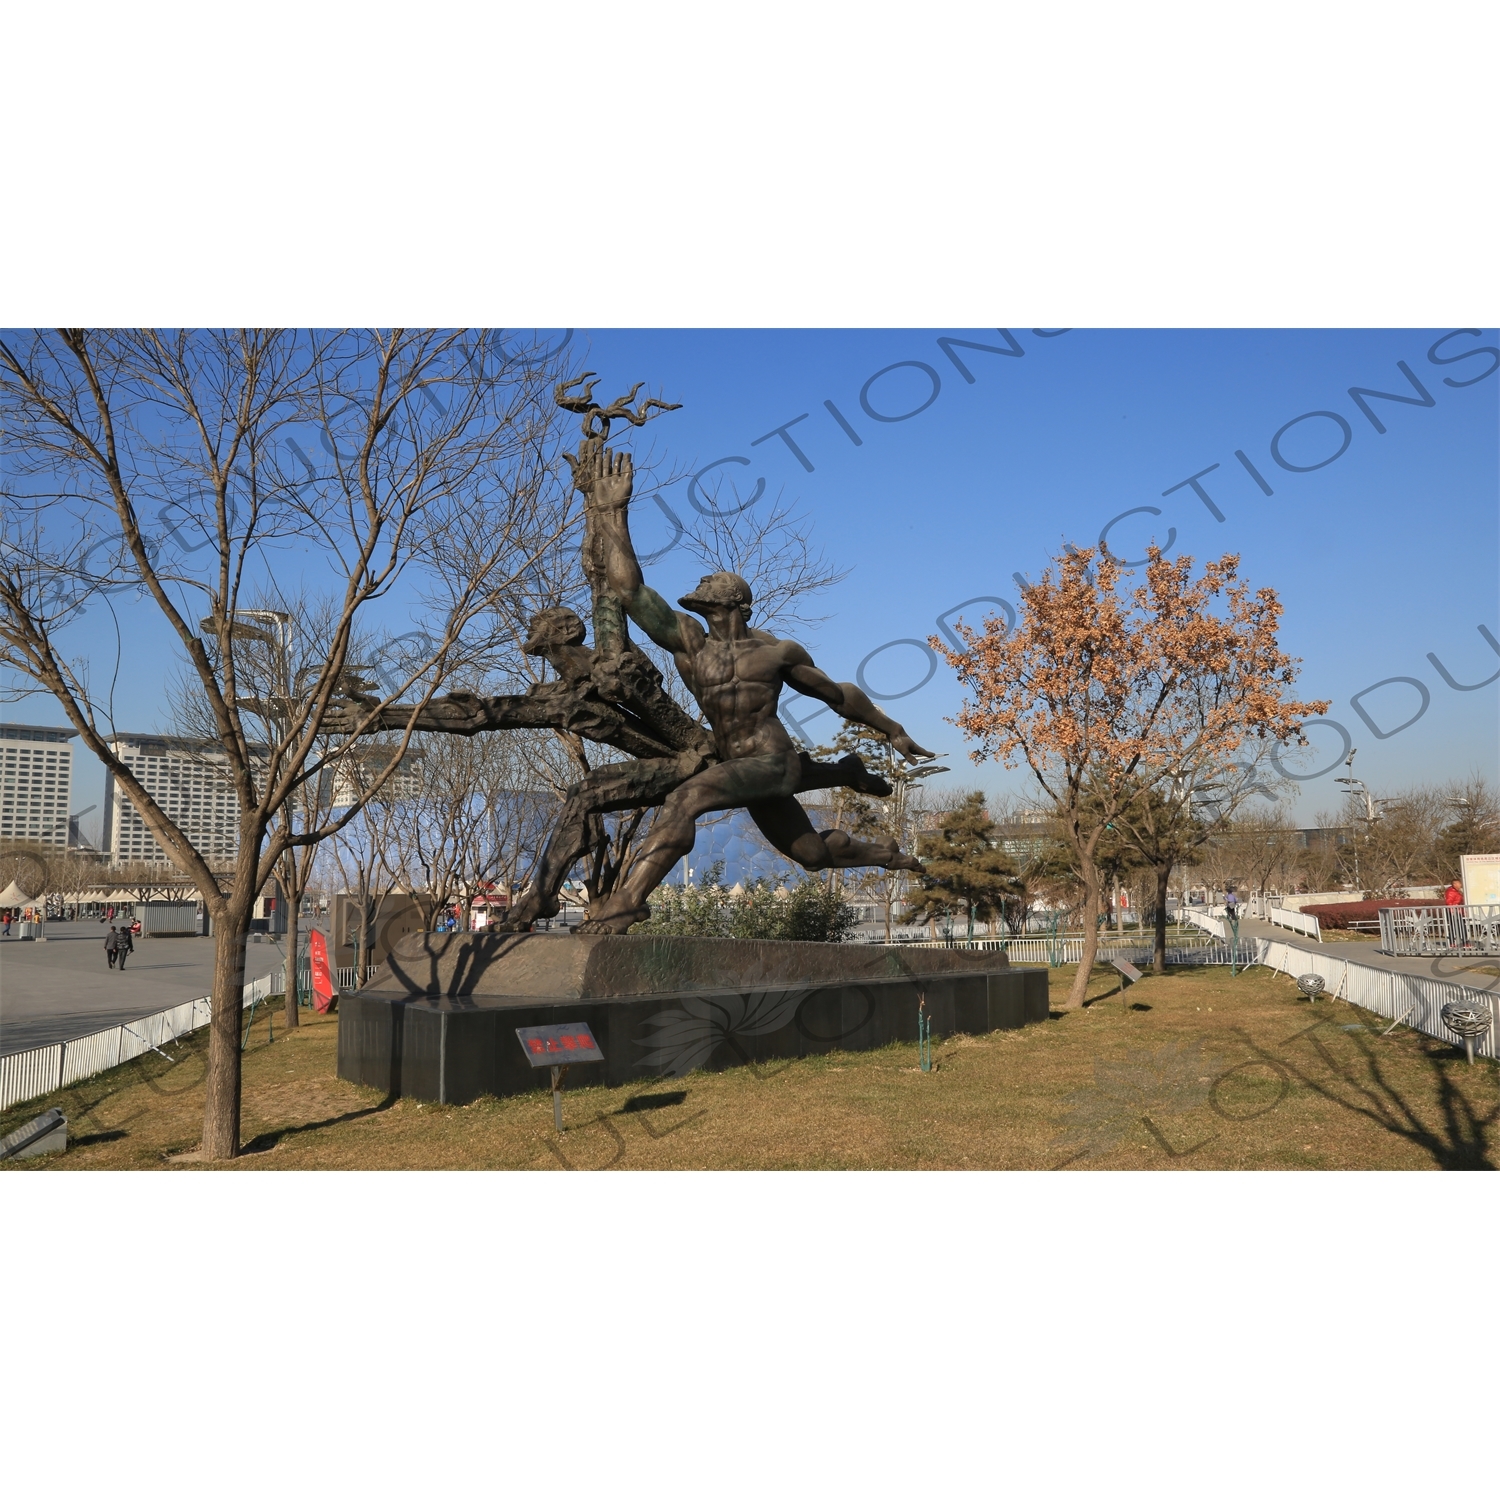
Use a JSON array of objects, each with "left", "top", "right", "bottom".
[{"left": 579, "top": 447, "right": 937, "bottom": 933}]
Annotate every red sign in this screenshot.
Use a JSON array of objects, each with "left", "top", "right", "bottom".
[
  {"left": 515, "top": 1022, "right": 603, "bottom": 1066},
  {"left": 309, "top": 929, "right": 337, "bottom": 1014}
]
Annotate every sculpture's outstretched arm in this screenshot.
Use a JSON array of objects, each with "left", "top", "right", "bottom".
[
  {"left": 323, "top": 686, "right": 679, "bottom": 762},
  {"left": 780, "top": 648, "right": 937, "bottom": 762}
]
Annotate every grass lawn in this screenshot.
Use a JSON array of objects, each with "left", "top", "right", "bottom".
[{"left": 4, "top": 963, "right": 1496, "bottom": 1170}]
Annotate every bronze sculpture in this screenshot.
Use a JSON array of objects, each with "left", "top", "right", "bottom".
[
  {"left": 573, "top": 445, "right": 933, "bottom": 931},
  {"left": 336, "top": 377, "right": 936, "bottom": 932}
]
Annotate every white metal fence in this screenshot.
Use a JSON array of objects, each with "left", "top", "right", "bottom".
[
  {"left": 1181, "top": 907, "right": 1229, "bottom": 940},
  {"left": 1266, "top": 906, "right": 1322, "bottom": 943},
  {"left": 909, "top": 935, "right": 1232, "bottom": 966},
  {"left": 1378, "top": 904, "right": 1500, "bottom": 958},
  {"left": 273, "top": 963, "right": 377, "bottom": 995},
  {"left": 0, "top": 974, "right": 274, "bottom": 1113},
  {"left": 1251, "top": 937, "right": 1497, "bottom": 1059}
]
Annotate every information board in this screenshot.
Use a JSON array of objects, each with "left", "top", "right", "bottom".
[
  {"left": 515, "top": 1022, "right": 603, "bottom": 1066},
  {"left": 1460, "top": 853, "right": 1500, "bottom": 907}
]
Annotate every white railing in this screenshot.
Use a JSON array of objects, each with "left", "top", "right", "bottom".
[
  {"left": 907, "top": 935, "right": 1229, "bottom": 966},
  {"left": 1378, "top": 904, "right": 1500, "bottom": 958},
  {"left": 1181, "top": 907, "right": 1228, "bottom": 940},
  {"left": 0, "top": 975, "right": 274, "bottom": 1113},
  {"left": 1266, "top": 906, "right": 1322, "bottom": 943},
  {"left": 271, "top": 963, "right": 376, "bottom": 995},
  {"left": 1251, "top": 938, "right": 1496, "bottom": 1059}
]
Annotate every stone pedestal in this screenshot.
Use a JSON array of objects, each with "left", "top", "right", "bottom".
[{"left": 336, "top": 933, "right": 1049, "bottom": 1104}]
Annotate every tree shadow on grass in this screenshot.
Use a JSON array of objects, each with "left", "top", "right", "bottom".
[
  {"left": 239, "top": 1092, "right": 400, "bottom": 1154},
  {"left": 1240, "top": 1019, "right": 1498, "bottom": 1171}
]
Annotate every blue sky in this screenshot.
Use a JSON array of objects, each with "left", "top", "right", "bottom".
[
  {"left": 584, "top": 326, "right": 1499, "bottom": 818},
  {"left": 12, "top": 328, "right": 1498, "bottom": 831}
]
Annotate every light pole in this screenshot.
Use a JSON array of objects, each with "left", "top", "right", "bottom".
[{"left": 1334, "top": 748, "right": 1397, "bottom": 891}]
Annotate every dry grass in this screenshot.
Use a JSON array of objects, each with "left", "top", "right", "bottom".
[{"left": 3, "top": 964, "right": 1497, "bottom": 1170}]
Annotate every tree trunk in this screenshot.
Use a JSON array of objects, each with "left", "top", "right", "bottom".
[
  {"left": 282, "top": 863, "right": 300, "bottom": 1031},
  {"left": 201, "top": 895, "right": 253, "bottom": 1159},
  {"left": 1153, "top": 861, "right": 1172, "bottom": 975},
  {"left": 1066, "top": 863, "right": 1104, "bottom": 1009}
]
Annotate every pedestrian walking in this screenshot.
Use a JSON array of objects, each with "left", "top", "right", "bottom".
[
  {"left": 117, "top": 925, "right": 134, "bottom": 970},
  {"left": 105, "top": 926, "right": 119, "bottom": 969},
  {"left": 2, "top": 911, "right": 11, "bottom": 938}
]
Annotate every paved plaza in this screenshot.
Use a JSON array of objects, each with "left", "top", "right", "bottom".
[{"left": 0, "top": 926, "right": 284, "bottom": 1054}]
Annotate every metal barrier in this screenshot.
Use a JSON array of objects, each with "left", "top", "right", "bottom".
[
  {"left": 1181, "top": 907, "right": 1228, "bottom": 941},
  {"left": 0, "top": 975, "right": 274, "bottom": 1113},
  {"left": 272, "top": 963, "right": 377, "bottom": 995},
  {"left": 1266, "top": 906, "right": 1322, "bottom": 943},
  {"left": 908, "top": 935, "right": 1226, "bottom": 966},
  {"left": 1252, "top": 938, "right": 1496, "bottom": 1059},
  {"left": 1378, "top": 904, "right": 1500, "bottom": 958}
]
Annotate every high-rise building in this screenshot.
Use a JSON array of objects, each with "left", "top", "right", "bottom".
[
  {"left": 0, "top": 722, "right": 77, "bottom": 847},
  {"left": 324, "top": 747, "right": 424, "bottom": 809},
  {"left": 102, "top": 734, "right": 239, "bottom": 868}
]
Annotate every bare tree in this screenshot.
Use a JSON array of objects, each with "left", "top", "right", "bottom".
[
  {"left": 0, "top": 329, "right": 573, "bottom": 1157},
  {"left": 313, "top": 773, "right": 407, "bottom": 980},
  {"left": 378, "top": 726, "right": 553, "bottom": 929},
  {"left": 675, "top": 487, "right": 850, "bottom": 636}
]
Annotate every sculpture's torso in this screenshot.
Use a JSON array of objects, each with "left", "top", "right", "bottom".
[{"left": 679, "top": 634, "right": 794, "bottom": 762}]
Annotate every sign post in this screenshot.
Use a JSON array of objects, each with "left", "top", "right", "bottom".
[{"left": 516, "top": 1023, "right": 604, "bottom": 1133}]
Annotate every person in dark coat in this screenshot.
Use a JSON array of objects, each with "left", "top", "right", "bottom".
[
  {"left": 105, "top": 926, "right": 119, "bottom": 968},
  {"left": 116, "top": 925, "right": 134, "bottom": 970}
]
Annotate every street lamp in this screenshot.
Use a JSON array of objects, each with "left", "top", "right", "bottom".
[{"left": 1333, "top": 748, "right": 1403, "bottom": 890}]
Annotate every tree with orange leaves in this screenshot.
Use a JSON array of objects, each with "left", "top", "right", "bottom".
[{"left": 932, "top": 545, "right": 1329, "bottom": 1009}]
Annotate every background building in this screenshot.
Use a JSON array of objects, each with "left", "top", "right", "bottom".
[
  {"left": 323, "top": 747, "right": 424, "bottom": 809},
  {"left": 0, "top": 722, "right": 77, "bottom": 848},
  {"left": 102, "top": 734, "right": 239, "bottom": 867}
]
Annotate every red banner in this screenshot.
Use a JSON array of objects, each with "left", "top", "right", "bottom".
[{"left": 309, "top": 929, "right": 336, "bottom": 1014}]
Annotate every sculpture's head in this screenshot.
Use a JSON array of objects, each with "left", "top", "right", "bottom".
[
  {"left": 524, "top": 607, "right": 588, "bottom": 657},
  {"left": 678, "top": 571, "right": 753, "bottom": 624}
]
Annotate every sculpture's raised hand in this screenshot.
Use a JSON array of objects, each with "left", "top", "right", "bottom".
[{"left": 591, "top": 446, "right": 633, "bottom": 511}]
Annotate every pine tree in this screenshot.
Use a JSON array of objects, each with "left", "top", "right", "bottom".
[
  {"left": 811, "top": 722, "right": 946, "bottom": 940},
  {"left": 905, "top": 792, "right": 1023, "bottom": 939}
]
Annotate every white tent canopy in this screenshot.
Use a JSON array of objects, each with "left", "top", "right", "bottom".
[{"left": 0, "top": 879, "right": 42, "bottom": 906}]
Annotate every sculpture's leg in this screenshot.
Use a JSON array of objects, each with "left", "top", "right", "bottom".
[
  {"left": 579, "top": 752, "right": 800, "bottom": 933},
  {"left": 500, "top": 757, "right": 694, "bottom": 931},
  {"left": 797, "top": 750, "right": 892, "bottom": 798},
  {"left": 745, "top": 796, "right": 923, "bottom": 872}
]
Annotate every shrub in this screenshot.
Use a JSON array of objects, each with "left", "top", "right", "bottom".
[{"left": 633, "top": 864, "right": 855, "bottom": 942}]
